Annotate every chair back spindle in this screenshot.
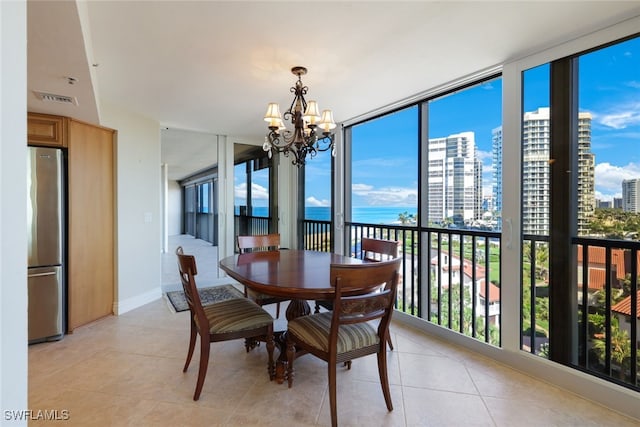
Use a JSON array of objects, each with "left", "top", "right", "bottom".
[{"left": 237, "top": 234, "right": 280, "bottom": 253}]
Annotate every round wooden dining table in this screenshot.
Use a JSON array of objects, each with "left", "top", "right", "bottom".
[
  {"left": 219, "top": 249, "right": 365, "bottom": 320},
  {"left": 219, "top": 249, "right": 365, "bottom": 383}
]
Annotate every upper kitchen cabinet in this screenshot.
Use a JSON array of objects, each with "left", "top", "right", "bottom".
[{"left": 27, "top": 112, "right": 67, "bottom": 147}]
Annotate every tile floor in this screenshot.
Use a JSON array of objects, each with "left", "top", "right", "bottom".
[{"left": 28, "top": 236, "right": 640, "bottom": 426}]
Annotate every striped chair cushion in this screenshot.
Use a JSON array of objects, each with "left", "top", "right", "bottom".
[
  {"left": 287, "top": 312, "right": 379, "bottom": 354},
  {"left": 199, "top": 298, "right": 273, "bottom": 334}
]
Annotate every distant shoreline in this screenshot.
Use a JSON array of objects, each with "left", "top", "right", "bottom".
[{"left": 237, "top": 206, "right": 418, "bottom": 226}]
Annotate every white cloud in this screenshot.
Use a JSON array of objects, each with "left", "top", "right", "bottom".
[
  {"left": 594, "top": 162, "right": 640, "bottom": 197},
  {"left": 306, "top": 196, "right": 330, "bottom": 207},
  {"left": 596, "top": 101, "right": 640, "bottom": 129},
  {"left": 234, "top": 182, "right": 269, "bottom": 200},
  {"left": 352, "top": 183, "right": 417, "bottom": 206},
  {"left": 352, "top": 183, "right": 374, "bottom": 192},
  {"left": 626, "top": 80, "right": 640, "bottom": 89},
  {"left": 476, "top": 149, "right": 493, "bottom": 162}
]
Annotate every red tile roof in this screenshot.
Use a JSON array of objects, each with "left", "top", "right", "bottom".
[
  {"left": 611, "top": 291, "right": 640, "bottom": 319},
  {"left": 577, "top": 246, "right": 640, "bottom": 291},
  {"left": 478, "top": 282, "right": 501, "bottom": 303}
]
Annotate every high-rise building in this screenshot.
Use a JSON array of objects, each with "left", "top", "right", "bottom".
[
  {"left": 577, "top": 112, "right": 595, "bottom": 235},
  {"left": 622, "top": 178, "right": 640, "bottom": 213},
  {"left": 520, "top": 108, "right": 551, "bottom": 235},
  {"left": 427, "top": 131, "right": 482, "bottom": 226},
  {"left": 614, "top": 197, "right": 623, "bottom": 209},
  {"left": 596, "top": 199, "right": 612, "bottom": 208},
  {"left": 491, "top": 126, "right": 503, "bottom": 217},
  {"left": 492, "top": 107, "right": 594, "bottom": 235}
]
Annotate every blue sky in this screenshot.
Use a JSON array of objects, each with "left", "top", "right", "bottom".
[
  {"left": 309, "top": 35, "right": 639, "bottom": 208},
  {"left": 241, "top": 35, "right": 639, "bottom": 209},
  {"left": 579, "top": 36, "right": 640, "bottom": 201}
]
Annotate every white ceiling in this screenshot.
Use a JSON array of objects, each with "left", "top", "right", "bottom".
[{"left": 27, "top": 1, "right": 640, "bottom": 180}]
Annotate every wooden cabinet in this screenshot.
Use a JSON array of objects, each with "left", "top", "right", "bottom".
[
  {"left": 27, "top": 113, "right": 67, "bottom": 147},
  {"left": 27, "top": 113, "right": 116, "bottom": 332},
  {"left": 67, "top": 119, "right": 115, "bottom": 331}
]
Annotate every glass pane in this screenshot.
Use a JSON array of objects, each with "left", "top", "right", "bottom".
[
  {"left": 425, "top": 77, "right": 503, "bottom": 346},
  {"left": 520, "top": 63, "right": 551, "bottom": 356},
  {"left": 303, "top": 148, "right": 332, "bottom": 251},
  {"left": 250, "top": 166, "right": 269, "bottom": 218},
  {"left": 234, "top": 162, "right": 247, "bottom": 216},
  {"left": 427, "top": 77, "right": 502, "bottom": 230},
  {"left": 351, "top": 106, "right": 418, "bottom": 225},
  {"left": 304, "top": 148, "right": 332, "bottom": 221},
  {"left": 577, "top": 35, "right": 640, "bottom": 386},
  {"left": 579, "top": 36, "right": 640, "bottom": 237}
]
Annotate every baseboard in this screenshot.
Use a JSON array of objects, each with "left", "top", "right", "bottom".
[{"left": 113, "top": 288, "right": 162, "bottom": 315}]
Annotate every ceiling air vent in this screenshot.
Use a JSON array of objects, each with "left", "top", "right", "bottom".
[{"left": 33, "top": 91, "right": 78, "bottom": 105}]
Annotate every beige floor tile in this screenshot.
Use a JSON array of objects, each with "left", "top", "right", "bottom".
[
  {"left": 403, "top": 387, "right": 495, "bottom": 426},
  {"left": 316, "top": 380, "right": 405, "bottom": 427},
  {"left": 398, "top": 352, "right": 479, "bottom": 395}
]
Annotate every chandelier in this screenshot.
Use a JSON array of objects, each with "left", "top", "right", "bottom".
[{"left": 263, "top": 66, "right": 336, "bottom": 166}]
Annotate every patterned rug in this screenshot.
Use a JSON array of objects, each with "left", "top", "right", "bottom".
[{"left": 164, "top": 284, "right": 244, "bottom": 312}]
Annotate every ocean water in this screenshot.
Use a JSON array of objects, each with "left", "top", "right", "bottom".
[{"left": 240, "top": 206, "right": 417, "bottom": 225}]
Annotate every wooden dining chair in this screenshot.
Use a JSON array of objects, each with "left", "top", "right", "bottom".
[
  {"left": 176, "top": 246, "right": 275, "bottom": 401},
  {"left": 236, "top": 234, "right": 288, "bottom": 318},
  {"left": 314, "top": 237, "right": 399, "bottom": 350},
  {"left": 285, "top": 257, "right": 402, "bottom": 427}
]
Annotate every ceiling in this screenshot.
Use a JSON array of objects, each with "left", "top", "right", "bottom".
[{"left": 27, "top": 1, "right": 640, "bottom": 180}]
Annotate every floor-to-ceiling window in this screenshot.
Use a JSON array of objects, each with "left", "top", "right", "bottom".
[
  {"left": 424, "top": 77, "right": 503, "bottom": 344},
  {"left": 521, "top": 34, "right": 640, "bottom": 391},
  {"left": 182, "top": 177, "right": 216, "bottom": 244},
  {"left": 520, "top": 63, "right": 551, "bottom": 356},
  {"left": 349, "top": 106, "right": 418, "bottom": 233},
  {"left": 234, "top": 148, "right": 273, "bottom": 239},
  {"left": 301, "top": 148, "right": 333, "bottom": 251},
  {"left": 343, "top": 75, "right": 503, "bottom": 345}
]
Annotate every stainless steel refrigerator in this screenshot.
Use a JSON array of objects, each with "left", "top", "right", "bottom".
[{"left": 27, "top": 146, "right": 65, "bottom": 343}]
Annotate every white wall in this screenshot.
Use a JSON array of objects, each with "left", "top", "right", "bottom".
[
  {"left": 99, "top": 102, "right": 162, "bottom": 314},
  {"left": 1, "top": 0, "right": 28, "bottom": 423},
  {"left": 167, "top": 180, "right": 182, "bottom": 235}
]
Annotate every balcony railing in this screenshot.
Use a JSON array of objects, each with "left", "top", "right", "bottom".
[
  {"left": 303, "top": 219, "right": 640, "bottom": 391},
  {"left": 521, "top": 234, "right": 550, "bottom": 356},
  {"left": 302, "top": 219, "right": 332, "bottom": 252},
  {"left": 302, "top": 219, "right": 502, "bottom": 347},
  {"left": 574, "top": 237, "right": 639, "bottom": 391},
  {"left": 234, "top": 214, "right": 271, "bottom": 242},
  {"left": 523, "top": 235, "right": 640, "bottom": 392}
]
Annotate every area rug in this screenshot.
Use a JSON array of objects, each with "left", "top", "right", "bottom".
[{"left": 164, "top": 284, "right": 244, "bottom": 313}]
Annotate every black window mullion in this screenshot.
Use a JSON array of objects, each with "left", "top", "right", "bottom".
[{"left": 548, "top": 57, "right": 579, "bottom": 365}]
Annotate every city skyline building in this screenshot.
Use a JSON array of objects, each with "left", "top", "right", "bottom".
[
  {"left": 427, "top": 131, "right": 483, "bottom": 226},
  {"left": 622, "top": 178, "right": 640, "bottom": 213},
  {"left": 577, "top": 111, "right": 595, "bottom": 235},
  {"left": 492, "top": 107, "right": 594, "bottom": 235},
  {"left": 491, "top": 126, "right": 503, "bottom": 216},
  {"left": 614, "top": 197, "right": 623, "bottom": 209}
]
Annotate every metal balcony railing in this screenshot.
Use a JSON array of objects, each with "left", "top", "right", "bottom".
[
  {"left": 234, "top": 215, "right": 271, "bottom": 242},
  {"left": 573, "top": 237, "right": 640, "bottom": 391},
  {"left": 302, "top": 219, "right": 332, "bottom": 252},
  {"left": 303, "top": 219, "right": 502, "bottom": 347}
]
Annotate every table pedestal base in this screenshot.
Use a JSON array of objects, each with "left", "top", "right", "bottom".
[{"left": 272, "top": 298, "right": 311, "bottom": 384}]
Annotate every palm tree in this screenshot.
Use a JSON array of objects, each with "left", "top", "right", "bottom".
[
  {"left": 397, "top": 211, "right": 416, "bottom": 225},
  {"left": 593, "top": 321, "right": 631, "bottom": 380}
]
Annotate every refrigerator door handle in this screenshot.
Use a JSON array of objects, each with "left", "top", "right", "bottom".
[{"left": 28, "top": 271, "right": 58, "bottom": 278}]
